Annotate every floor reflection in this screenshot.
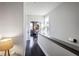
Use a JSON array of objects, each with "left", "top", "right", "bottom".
[
  {"left": 25, "top": 37, "right": 45, "bottom": 56},
  {"left": 29, "top": 37, "right": 34, "bottom": 48}
]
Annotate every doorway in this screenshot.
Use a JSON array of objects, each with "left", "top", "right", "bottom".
[
  {"left": 29, "top": 21, "right": 40, "bottom": 44},
  {"left": 25, "top": 21, "right": 45, "bottom": 56}
]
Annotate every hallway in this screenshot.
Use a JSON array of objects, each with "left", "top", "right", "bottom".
[
  {"left": 24, "top": 2, "right": 79, "bottom": 56},
  {"left": 25, "top": 38, "right": 45, "bottom": 56}
]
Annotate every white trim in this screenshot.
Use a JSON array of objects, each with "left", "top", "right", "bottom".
[{"left": 38, "top": 41, "right": 49, "bottom": 56}]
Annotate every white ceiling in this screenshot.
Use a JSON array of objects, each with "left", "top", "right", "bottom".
[{"left": 24, "top": 2, "right": 62, "bottom": 16}]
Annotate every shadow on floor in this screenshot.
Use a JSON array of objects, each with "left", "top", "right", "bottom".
[{"left": 25, "top": 39, "right": 45, "bottom": 56}]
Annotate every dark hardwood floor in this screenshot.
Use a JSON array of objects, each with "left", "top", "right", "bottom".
[{"left": 25, "top": 39, "right": 45, "bottom": 56}]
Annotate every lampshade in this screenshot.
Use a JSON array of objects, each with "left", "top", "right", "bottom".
[
  {"left": 0, "top": 38, "right": 14, "bottom": 51},
  {"left": 0, "top": 35, "right": 2, "bottom": 39}
]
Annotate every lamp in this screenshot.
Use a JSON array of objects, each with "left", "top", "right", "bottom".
[
  {"left": 0, "top": 35, "right": 2, "bottom": 39},
  {"left": 0, "top": 37, "right": 14, "bottom": 56}
]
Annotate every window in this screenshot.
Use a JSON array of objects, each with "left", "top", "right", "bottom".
[
  {"left": 40, "top": 16, "right": 49, "bottom": 35},
  {"left": 44, "top": 16, "right": 49, "bottom": 35}
]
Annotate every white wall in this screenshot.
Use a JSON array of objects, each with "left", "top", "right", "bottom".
[
  {"left": 49, "top": 2, "right": 79, "bottom": 44},
  {"left": 38, "top": 2, "right": 79, "bottom": 56},
  {"left": 0, "top": 2, "right": 24, "bottom": 56}
]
